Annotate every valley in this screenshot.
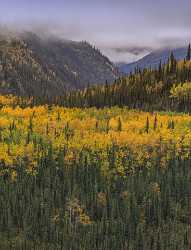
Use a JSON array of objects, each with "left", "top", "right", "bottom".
[{"left": 0, "top": 27, "right": 191, "bottom": 250}]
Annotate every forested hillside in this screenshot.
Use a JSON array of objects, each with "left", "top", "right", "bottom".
[
  {"left": 2, "top": 0, "right": 191, "bottom": 249},
  {"left": 0, "top": 38, "right": 64, "bottom": 96},
  {"left": 1, "top": 33, "right": 191, "bottom": 250},
  {"left": 62, "top": 46, "right": 191, "bottom": 112},
  {"left": 0, "top": 32, "right": 118, "bottom": 97},
  {"left": 23, "top": 32, "right": 118, "bottom": 88},
  {"left": 0, "top": 96, "right": 191, "bottom": 249},
  {"left": 1, "top": 47, "right": 191, "bottom": 249}
]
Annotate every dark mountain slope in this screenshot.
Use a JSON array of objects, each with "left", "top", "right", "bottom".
[
  {"left": 23, "top": 33, "right": 117, "bottom": 89},
  {"left": 119, "top": 47, "right": 187, "bottom": 74},
  {"left": 0, "top": 32, "right": 118, "bottom": 96},
  {"left": 0, "top": 38, "right": 63, "bottom": 96}
]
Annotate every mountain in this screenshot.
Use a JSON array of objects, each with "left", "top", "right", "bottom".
[
  {"left": 0, "top": 32, "right": 118, "bottom": 96},
  {"left": 118, "top": 47, "right": 187, "bottom": 74}
]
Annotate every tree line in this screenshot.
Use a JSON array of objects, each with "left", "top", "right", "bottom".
[{"left": 52, "top": 44, "right": 191, "bottom": 112}]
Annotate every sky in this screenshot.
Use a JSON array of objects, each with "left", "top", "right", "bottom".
[{"left": 1, "top": 0, "right": 191, "bottom": 63}]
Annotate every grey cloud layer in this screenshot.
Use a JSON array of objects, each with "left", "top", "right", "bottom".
[{"left": 1, "top": 0, "right": 191, "bottom": 62}]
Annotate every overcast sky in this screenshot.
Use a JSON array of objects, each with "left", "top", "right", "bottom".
[{"left": 1, "top": 0, "right": 191, "bottom": 62}]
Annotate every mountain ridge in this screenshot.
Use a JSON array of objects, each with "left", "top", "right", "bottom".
[
  {"left": 118, "top": 47, "right": 188, "bottom": 74},
  {"left": 0, "top": 32, "right": 118, "bottom": 96}
]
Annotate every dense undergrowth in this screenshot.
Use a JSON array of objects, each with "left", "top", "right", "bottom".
[{"left": 0, "top": 95, "right": 191, "bottom": 249}]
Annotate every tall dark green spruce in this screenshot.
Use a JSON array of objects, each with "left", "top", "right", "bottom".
[{"left": 186, "top": 43, "right": 191, "bottom": 61}]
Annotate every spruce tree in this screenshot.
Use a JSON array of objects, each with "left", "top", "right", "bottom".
[
  {"left": 158, "top": 60, "right": 162, "bottom": 80},
  {"left": 170, "top": 52, "right": 176, "bottom": 73},
  {"left": 146, "top": 116, "right": 149, "bottom": 133},
  {"left": 117, "top": 117, "right": 122, "bottom": 131},
  {"left": 154, "top": 115, "right": 158, "bottom": 131},
  {"left": 186, "top": 44, "right": 191, "bottom": 61}
]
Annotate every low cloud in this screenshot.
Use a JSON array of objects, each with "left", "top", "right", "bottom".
[
  {"left": 1, "top": 0, "right": 191, "bottom": 63},
  {"left": 0, "top": 21, "right": 190, "bottom": 63}
]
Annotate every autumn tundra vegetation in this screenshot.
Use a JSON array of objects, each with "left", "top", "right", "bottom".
[{"left": 1, "top": 46, "right": 191, "bottom": 249}]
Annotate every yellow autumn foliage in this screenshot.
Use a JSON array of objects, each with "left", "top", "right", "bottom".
[{"left": 0, "top": 95, "right": 191, "bottom": 179}]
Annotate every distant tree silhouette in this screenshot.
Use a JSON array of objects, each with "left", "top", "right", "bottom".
[{"left": 186, "top": 44, "right": 191, "bottom": 61}]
